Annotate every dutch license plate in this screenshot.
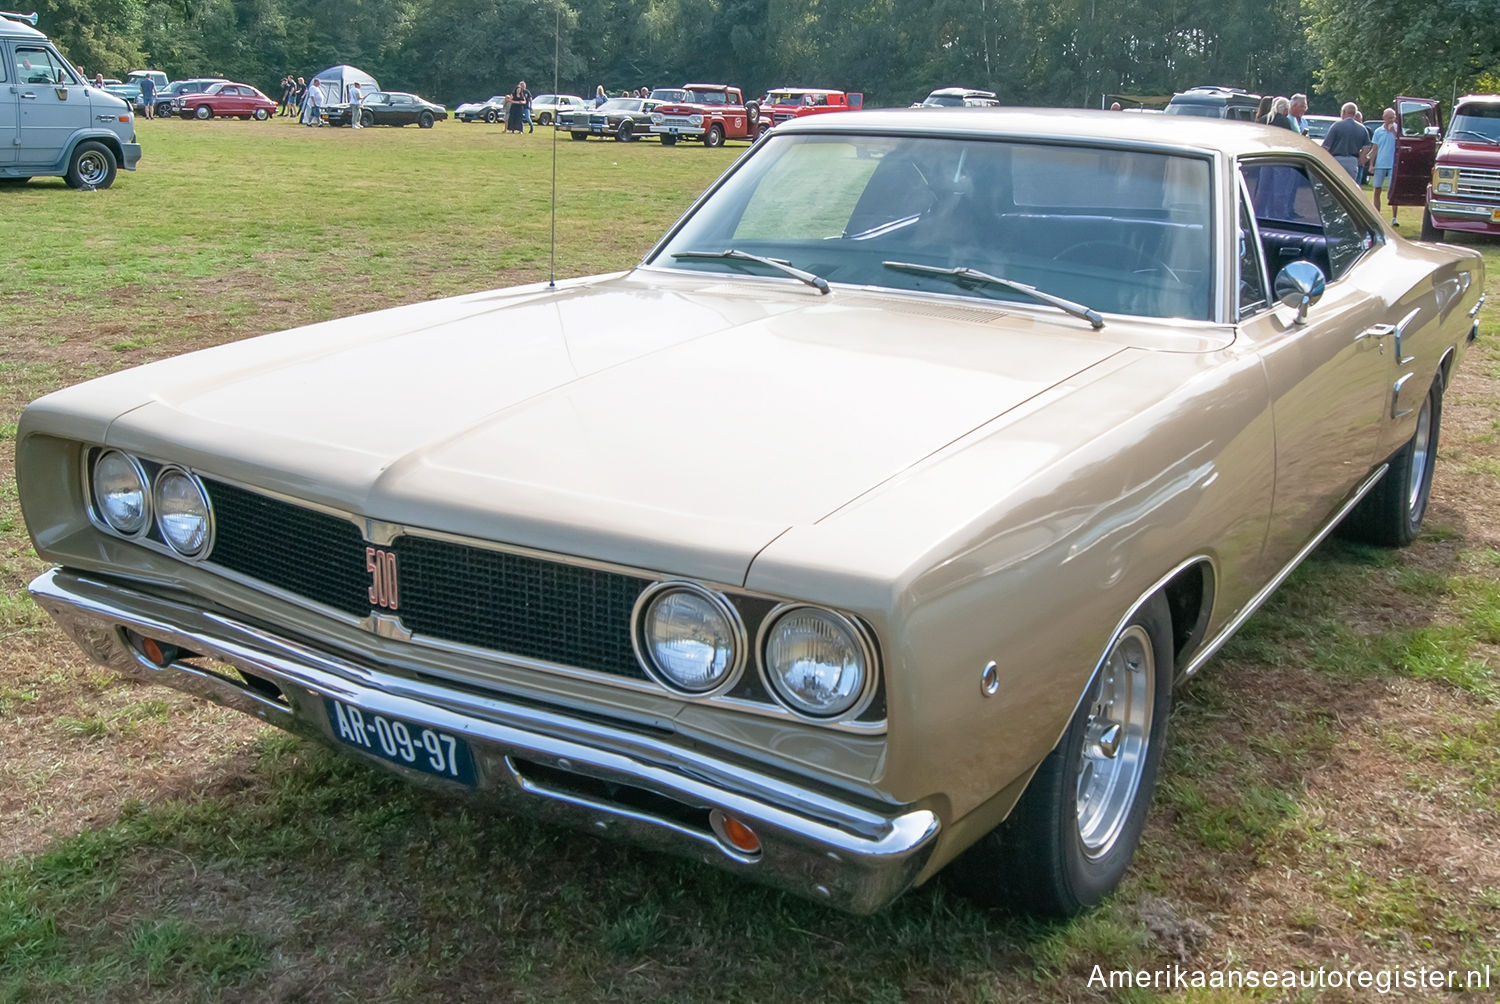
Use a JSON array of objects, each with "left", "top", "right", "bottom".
[{"left": 325, "top": 698, "right": 476, "bottom": 785}]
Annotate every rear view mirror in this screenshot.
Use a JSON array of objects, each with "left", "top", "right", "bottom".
[{"left": 1275, "top": 261, "right": 1326, "bottom": 324}]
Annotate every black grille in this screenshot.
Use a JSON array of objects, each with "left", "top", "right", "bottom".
[
  {"left": 393, "top": 535, "right": 651, "bottom": 678},
  {"left": 203, "top": 480, "right": 371, "bottom": 617}
]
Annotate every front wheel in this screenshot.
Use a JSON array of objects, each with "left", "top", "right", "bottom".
[
  {"left": 660, "top": 133, "right": 677, "bottom": 147},
  {"left": 65, "top": 141, "right": 118, "bottom": 190},
  {"left": 360, "top": 109, "right": 374, "bottom": 128},
  {"left": 951, "top": 593, "right": 1173, "bottom": 916},
  {"left": 538, "top": 112, "right": 552, "bottom": 125},
  {"left": 253, "top": 108, "right": 269, "bottom": 121},
  {"left": 1341, "top": 377, "right": 1443, "bottom": 547},
  {"left": 617, "top": 122, "right": 633, "bottom": 142},
  {"left": 1420, "top": 207, "right": 1444, "bottom": 241},
  {"left": 194, "top": 104, "right": 212, "bottom": 120},
  {"left": 570, "top": 131, "right": 588, "bottom": 141},
  {"left": 703, "top": 123, "right": 725, "bottom": 148},
  {"left": 418, "top": 112, "right": 434, "bottom": 129}
]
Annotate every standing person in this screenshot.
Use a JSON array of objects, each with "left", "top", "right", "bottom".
[
  {"left": 348, "top": 80, "right": 363, "bottom": 128},
  {"left": 301, "top": 78, "right": 324, "bottom": 126},
  {"left": 593, "top": 84, "right": 606, "bottom": 108},
  {"left": 279, "top": 75, "right": 293, "bottom": 116},
  {"left": 1289, "top": 93, "right": 1310, "bottom": 135},
  {"left": 137, "top": 73, "right": 156, "bottom": 119},
  {"left": 507, "top": 80, "right": 526, "bottom": 132},
  {"left": 1254, "top": 95, "right": 1272, "bottom": 123},
  {"left": 93, "top": 72, "right": 104, "bottom": 88},
  {"left": 1322, "top": 101, "right": 1369, "bottom": 180},
  {"left": 1264, "top": 96, "right": 1296, "bottom": 130},
  {"left": 516, "top": 80, "right": 534, "bottom": 132},
  {"left": 1369, "top": 107, "right": 1399, "bottom": 224}
]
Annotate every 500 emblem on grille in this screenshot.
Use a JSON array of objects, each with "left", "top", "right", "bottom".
[{"left": 366, "top": 547, "right": 399, "bottom": 610}]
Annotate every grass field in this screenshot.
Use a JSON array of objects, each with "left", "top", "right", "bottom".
[{"left": 2, "top": 118, "right": 1498, "bottom": 1003}]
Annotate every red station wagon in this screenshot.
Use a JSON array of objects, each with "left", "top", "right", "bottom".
[{"left": 177, "top": 82, "right": 278, "bottom": 121}]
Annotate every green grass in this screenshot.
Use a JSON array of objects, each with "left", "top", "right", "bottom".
[{"left": 1, "top": 122, "right": 1499, "bottom": 1002}]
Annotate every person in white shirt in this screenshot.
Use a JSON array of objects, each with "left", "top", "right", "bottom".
[{"left": 348, "top": 81, "right": 363, "bottom": 128}]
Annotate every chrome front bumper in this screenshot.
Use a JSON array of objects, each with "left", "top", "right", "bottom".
[{"left": 30, "top": 568, "right": 938, "bottom": 914}]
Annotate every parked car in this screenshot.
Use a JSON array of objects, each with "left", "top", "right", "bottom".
[
  {"left": 568, "top": 96, "right": 660, "bottom": 141},
  {"left": 1421, "top": 94, "right": 1500, "bottom": 240},
  {"left": 18, "top": 109, "right": 1483, "bottom": 917},
  {"left": 455, "top": 95, "right": 507, "bottom": 123},
  {"left": 757, "top": 87, "right": 862, "bottom": 133},
  {"left": 915, "top": 87, "right": 999, "bottom": 108},
  {"left": 0, "top": 11, "right": 140, "bottom": 188},
  {"left": 159, "top": 78, "right": 229, "bottom": 118},
  {"left": 1163, "top": 85, "right": 1262, "bottom": 120},
  {"left": 1303, "top": 113, "right": 1338, "bottom": 139},
  {"left": 331, "top": 91, "right": 446, "bottom": 128},
  {"left": 175, "top": 82, "right": 277, "bottom": 120},
  {"left": 648, "top": 83, "right": 758, "bottom": 146},
  {"left": 530, "top": 93, "right": 587, "bottom": 126}
]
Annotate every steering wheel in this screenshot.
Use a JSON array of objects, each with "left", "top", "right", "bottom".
[{"left": 1051, "top": 240, "right": 1183, "bottom": 283}]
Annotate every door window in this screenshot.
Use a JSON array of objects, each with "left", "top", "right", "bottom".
[
  {"left": 1241, "top": 160, "right": 1377, "bottom": 282},
  {"left": 1237, "top": 189, "right": 1269, "bottom": 316},
  {"left": 15, "top": 46, "right": 67, "bottom": 85}
]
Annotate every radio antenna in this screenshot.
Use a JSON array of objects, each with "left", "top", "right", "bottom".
[{"left": 548, "top": 6, "right": 559, "bottom": 289}]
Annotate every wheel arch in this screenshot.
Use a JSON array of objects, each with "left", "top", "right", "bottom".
[{"left": 63, "top": 131, "right": 127, "bottom": 171}]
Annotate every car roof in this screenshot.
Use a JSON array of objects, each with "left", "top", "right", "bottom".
[
  {"left": 0, "top": 14, "right": 45, "bottom": 39},
  {"left": 775, "top": 105, "right": 1319, "bottom": 157},
  {"left": 927, "top": 87, "right": 997, "bottom": 98},
  {"left": 769, "top": 87, "right": 842, "bottom": 96}
]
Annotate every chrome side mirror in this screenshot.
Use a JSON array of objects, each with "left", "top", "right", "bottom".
[{"left": 1274, "top": 260, "right": 1326, "bottom": 324}]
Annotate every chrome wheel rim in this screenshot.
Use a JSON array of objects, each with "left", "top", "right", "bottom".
[
  {"left": 1076, "top": 624, "right": 1154, "bottom": 858},
  {"left": 1406, "top": 395, "right": 1433, "bottom": 515},
  {"left": 76, "top": 151, "right": 108, "bottom": 187}
]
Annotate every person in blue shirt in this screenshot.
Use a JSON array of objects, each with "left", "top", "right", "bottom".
[{"left": 1369, "top": 108, "right": 1399, "bottom": 224}]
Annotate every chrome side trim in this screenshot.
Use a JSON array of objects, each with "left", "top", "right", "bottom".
[
  {"left": 1182, "top": 463, "right": 1388, "bottom": 678},
  {"left": 29, "top": 567, "right": 936, "bottom": 914},
  {"left": 1391, "top": 373, "right": 1416, "bottom": 420},
  {"left": 1469, "top": 293, "right": 1486, "bottom": 320}
]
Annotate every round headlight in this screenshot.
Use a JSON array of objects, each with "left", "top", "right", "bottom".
[
  {"left": 92, "top": 450, "right": 149, "bottom": 536},
  {"left": 637, "top": 585, "right": 742, "bottom": 694},
  {"left": 762, "top": 607, "right": 870, "bottom": 718},
  {"left": 153, "top": 468, "right": 211, "bottom": 556}
]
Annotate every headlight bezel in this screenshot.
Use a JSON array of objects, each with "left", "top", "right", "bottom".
[
  {"left": 90, "top": 449, "right": 152, "bottom": 538},
  {"left": 631, "top": 580, "right": 748, "bottom": 697},
  {"left": 757, "top": 603, "right": 879, "bottom": 721},
  {"left": 151, "top": 465, "right": 214, "bottom": 557}
]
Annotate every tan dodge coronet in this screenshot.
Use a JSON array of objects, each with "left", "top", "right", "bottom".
[{"left": 17, "top": 109, "right": 1484, "bottom": 916}]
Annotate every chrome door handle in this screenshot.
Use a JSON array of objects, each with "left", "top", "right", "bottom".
[
  {"left": 1356, "top": 324, "right": 1395, "bottom": 341},
  {"left": 19, "top": 92, "right": 37, "bottom": 99}
]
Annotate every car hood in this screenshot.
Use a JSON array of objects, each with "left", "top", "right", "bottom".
[
  {"left": 1437, "top": 141, "right": 1500, "bottom": 167},
  {"left": 48, "top": 272, "right": 1139, "bottom": 584}
]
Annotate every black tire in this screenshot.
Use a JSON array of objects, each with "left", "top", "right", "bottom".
[
  {"left": 253, "top": 108, "right": 269, "bottom": 121},
  {"left": 703, "top": 123, "right": 725, "bottom": 148},
  {"left": 485, "top": 109, "right": 498, "bottom": 124},
  {"left": 155, "top": 101, "right": 171, "bottom": 117},
  {"left": 617, "top": 122, "right": 632, "bottom": 142},
  {"left": 64, "top": 141, "right": 118, "bottom": 190},
  {"left": 419, "top": 111, "right": 434, "bottom": 129},
  {"left": 1341, "top": 377, "right": 1443, "bottom": 547},
  {"left": 194, "top": 104, "right": 212, "bottom": 120},
  {"left": 660, "top": 134, "right": 677, "bottom": 147},
  {"left": 360, "top": 109, "right": 374, "bottom": 128},
  {"left": 571, "top": 131, "right": 588, "bottom": 141},
  {"left": 950, "top": 593, "right": 1173, "bottom": 916},
  {"left": 538, "top": 112, "right": 552, "bottom": 125},
  {"left": 0, "top": 177, "right": 30, "bottom": 185},
  {"left": 1420, "top": 207, "right": 1443, "bottom": 241}
]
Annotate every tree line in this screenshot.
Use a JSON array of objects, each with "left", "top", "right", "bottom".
[{"left": 27, "top": 0, "right": 1500, "bottom": 114}]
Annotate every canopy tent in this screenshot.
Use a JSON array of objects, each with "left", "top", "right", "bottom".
[{"left": 311, "top": 65, "right": 380, "bottom": 104}]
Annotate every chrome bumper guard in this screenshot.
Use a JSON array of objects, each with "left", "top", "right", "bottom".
[{"left": 30, "top": 568, "right": 938, "bottom": 914}]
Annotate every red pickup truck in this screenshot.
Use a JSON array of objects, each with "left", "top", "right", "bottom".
[
  {"left": 757, "top": 88, "right": 863, "bottom": 133},
  {"left": 648, "top": 84, "right": 757, "bottom": 147},
  {"left": 1416, "top": 94, "right": 1500, "bottom": 240}
]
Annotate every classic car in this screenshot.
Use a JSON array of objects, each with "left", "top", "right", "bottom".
[
  {"left": 915, "top": 86, "right": 1000, "bottom": 108},
  {"left": 159, "top": 77, "right": 228, "bottom": 118},
  {"left": 1303, "top": 113, "right": 1338, "bottom": 140},
  {"left": 530, "top": 93, "right": 587, "bottom": 126},
  {"left": 1162, "top": 85, "right": 1262, "bottom": 121},
  {"left": 332, "top": 90, "right": 446, "bottom": 128},
  {"left": 455, "top": 95, "right": 507, "bottom": 123},
  {"left": 649, "top": 83, "right": 758, "bottom": 146},
  {"left": 18, "top": 109, "right": 1483, "bottom": 917},
  {"left": 1422, "top": 94, "right": 1500, "bottom": 240},
  {"left": 568, "top": 96, "right": 659, "bottom": 141},
  {"left": 757, "top": 87, "right": 863, "bottom": 133},
  {"left": 175, "top": 81, "right": 277, "bottom": 120}
]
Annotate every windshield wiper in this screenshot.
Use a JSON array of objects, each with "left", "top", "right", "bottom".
[
  {"left": 1450, "top": 129, "right": 1500, "bottom": 146},
  {"left": 883, "top": 260, "right": 1104, "bottom": 329},
  {"left": 670, "top": 249, "right": 830, "bottom": 294}
]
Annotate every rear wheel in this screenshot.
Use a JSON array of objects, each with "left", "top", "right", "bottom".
[
  {"left": 703, "top": 123, "right": 725, "bottom": 148},
  {"left": 65, "top": 141, "right": 117, "bottom": 190},
  {"left": 1341, "top": 377, "right": 1443, "bottom": 547},
  {"left": 418, "top": 111, "right": 434, "bottom": 129},
  {"left": 951, "top": 594, "right": 1173, "bottom": 916},
  {"left": 538, "top": 112, "right": 552, "bottom": 125},
  {"left": 194, "top": 104, "right": 212, "bottom": 120}
]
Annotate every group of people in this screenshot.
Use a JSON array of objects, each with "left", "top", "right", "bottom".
[
  {"left": 1253, "top": 93, "right": 1399, "bottom": 224},
  {"left": 593, "top": 85, "right": 652, "bottom": 106},
  {"left": 278, "top": 75, "right": 305, "bottom": 117}
]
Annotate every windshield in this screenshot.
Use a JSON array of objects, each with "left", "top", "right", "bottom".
[
  {"left": 651, "top": 133, "right": 1215, "bottom": 321},
  {"left": 1163, "top": 103, "right": 1223, "bottom": 118},
  {"left": 1450, "top": 105, "right": 1500, "bottom": 143}
]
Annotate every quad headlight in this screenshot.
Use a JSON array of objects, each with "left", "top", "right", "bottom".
[
  {"left": 635, "top": 584, "right": 744, "bottom": 694},
  {"left": 153, "top": 466, "right": 211, "bottom": 556},
  {"left": 761, "top": 606, "right": 872, "bottom": 718},
  {"left": 687, "top": 114, "right": 703, "bottom": 127},
  {"left": 91, "top": 450, "right": 150, "bottom": 536}
]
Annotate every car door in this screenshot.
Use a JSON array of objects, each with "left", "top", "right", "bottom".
[
  {"left": 1237, "top": 158, "right": 1394, "bottom": 565},
  {"left": 14, "top": 43, "right": 85, "bottom": 167},
  {"left": 0, "top": 42, "right": 17, "bottom": 165},
  {"left": 1390, "top": 97, "right": 1442, "bottom": 208}
]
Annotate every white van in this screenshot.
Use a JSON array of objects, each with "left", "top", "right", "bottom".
[{"left": 0, "top": 11, "right": 142, "bottom": 188}]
